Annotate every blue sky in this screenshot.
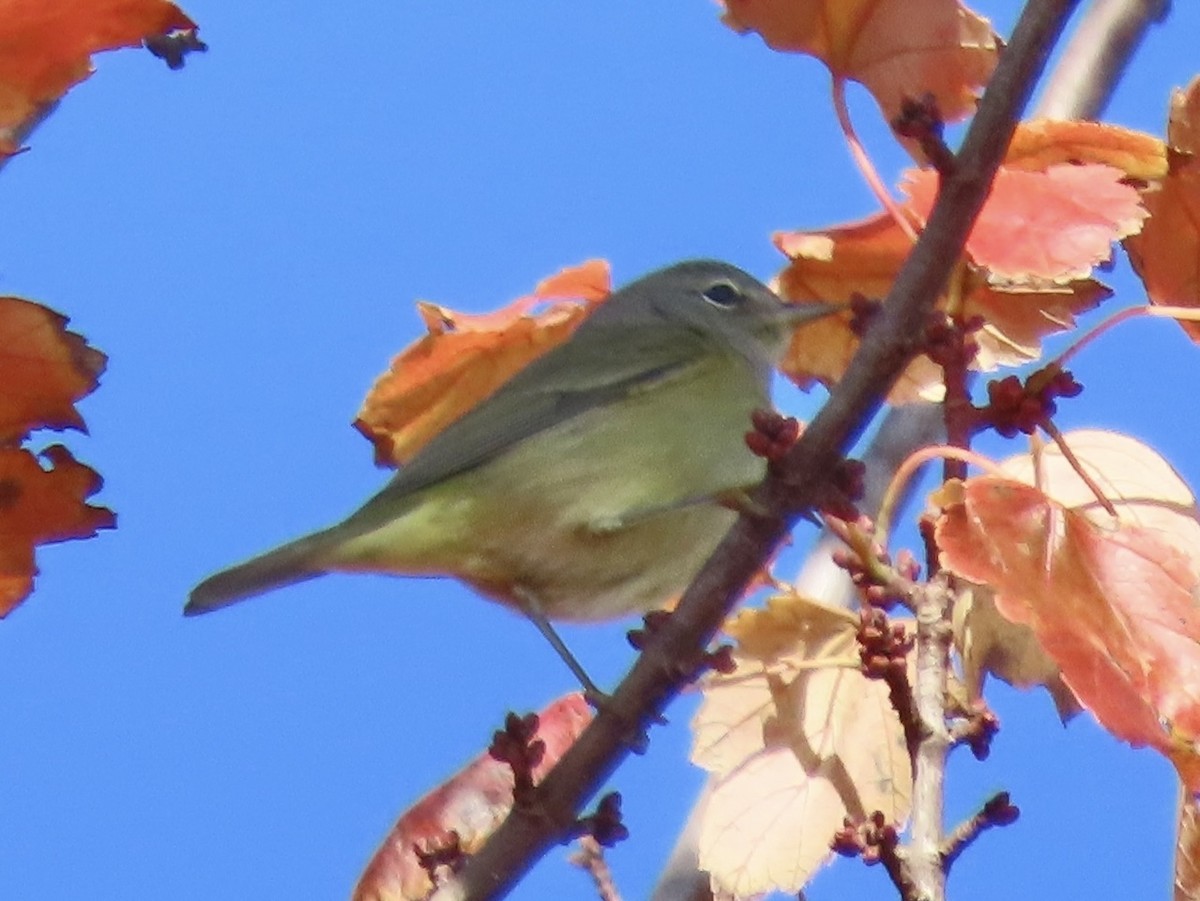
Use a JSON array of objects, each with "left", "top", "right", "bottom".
[{"left": 3, "top": 2, "right": 1200, "bottom": 899}]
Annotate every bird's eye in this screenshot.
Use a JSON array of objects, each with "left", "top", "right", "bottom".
[{"left": 702, "top": 281, "right": 743, "bottom": 308}]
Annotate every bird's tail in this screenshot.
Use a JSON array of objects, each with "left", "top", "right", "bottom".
[{"left": 185, "top": 529, "right": 339, "bottom": 616}]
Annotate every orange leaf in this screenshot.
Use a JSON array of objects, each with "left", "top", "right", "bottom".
[
  {"left": 0, "top": 297, "right": 107, "bottom": 443},
  {"left": 718, "top": 0, "right": 997, "bottom": 124},
  {"left": 1125, "top": 77, "right": 1200, "bottom": 342},
  {"left": 904, "top": 163, "right": 1148, "bottom": 284},
  {"left": 532, "top": 258, "right": 611, "bottom": 301},
  {"left": 352, "top": 694, "right": 592, "bottom": 901},
  {"left": 935, "top": 447, "right": 1200, "bottom": 789},
  {"left": 354, "top": 261, "right": 612, "bottom": 467},
  {"left": 1004, "top": 119, "right": 1168, "bottom": 181},
  {"left": 692, "top": 593, "right": 910, "bottom": 896},
  {"left": 0, "top": 445, "right": 115, "bottom": 616},
  {"left": 773, "top": 214, "right": 1108, "bottom": 402},
  {"left": 0, "top": 0, "right": 197, "bottom": 154}
]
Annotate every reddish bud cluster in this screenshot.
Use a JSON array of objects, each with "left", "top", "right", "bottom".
[
  {"left": 626, "top": 610, "right": 671, "bottom": 650},
  {"left": 982, "top": 366, "right": 1083, "bottom": 438},
  {"left": 489, "top": 712, "right": 545, "bottom": 803},
  {"left": 858, "top": 609, "right": 914, "bottom": 678},
  {"left": 980, "top": 791, "right": 1020, "bottom": 826},
  {"left": 830, "top": 519, "right": 914, "bottom": 610},
  {"left": 628, "top": 611, "right": 736, "bottom": 680},
  {"left": 955, "top": 703, "right": 1001, "bottom": 761},
  {"left": 924, "top": 314, "right": 983, "bottom": 369},
  {"left": 745, "top": 409, "right": 802, "bottom": 461},
  {"left": 832, "top": 811, "right": 900, "bottom": 863},
  {"left": 892, "top": 93, "right": 955, "bottom": 174},
  {"left": 574, "top": 792, "right": 629, "bottom": 848},
  {"left": 848, "top": 293, "right": 883, "bottom": 337}
]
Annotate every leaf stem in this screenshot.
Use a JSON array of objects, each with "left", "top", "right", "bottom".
[{"left": 831, "top": 76, "right": 919, "bottom": 241}]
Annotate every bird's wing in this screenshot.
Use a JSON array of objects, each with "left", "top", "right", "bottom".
[{"left": 341, "top": 318, "right": 714, "bottom": 531}]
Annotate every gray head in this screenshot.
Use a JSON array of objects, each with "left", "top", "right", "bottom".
[{"left": 590, "top": 259, "right": 830, "bottom": 366}]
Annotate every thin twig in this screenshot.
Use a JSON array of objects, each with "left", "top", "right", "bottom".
[
  {"left": 1033, "top": 0, "right": 1171, "bottom": 120},
  {"left": 569, "top": 837, "right": 624, "bottom": 901},
  {"left": 905, "top": 574, "right": 958, "bottom": 899},
  {"left": 941, "top": 792, "right": 1021, "bottom": 873}
]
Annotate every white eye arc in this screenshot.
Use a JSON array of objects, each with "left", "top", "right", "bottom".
[{"left": 702, "top": 280, "right": 743, "bottom": 309}]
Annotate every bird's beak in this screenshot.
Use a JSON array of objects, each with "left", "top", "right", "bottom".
[{"left": 777, "top": 301, "right": 842, "bottom": 327}]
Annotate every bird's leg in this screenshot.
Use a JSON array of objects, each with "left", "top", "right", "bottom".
[{"left": 516, "top": 589, "right": 607, "bottom": 704}]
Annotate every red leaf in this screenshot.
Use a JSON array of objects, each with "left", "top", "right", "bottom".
[
  {"left": 904, "top": 164, "right": 1148, "bottom": 284},
  {"left": 352, "top": 694, "right": 592, "bottom": 901},
  {"left": 936, "top": 475, "right": 1200, "bottom": 788},
  {"left": 0, "top": 445, "right": 115, "bottom": 616},
  {"left": 0, "top": 0, "right": 197, "bottom": 153}
]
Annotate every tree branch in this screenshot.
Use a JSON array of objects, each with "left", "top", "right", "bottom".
[
  {"left": 1033, "top": 0, "right": 1171, "bottom": 120},
  {"left": 905, "top": 575, "right": 958, "bottom": 898},
  {"left": 437, "top": 2, "right": 1080, "bottom": 898}
]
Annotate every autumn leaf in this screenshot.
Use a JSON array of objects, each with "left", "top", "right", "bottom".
[
  {"left": 0, "top": 445, "right": 115, "bottom": 615},
  {"left": 1125, "top": 76, "right": 1200, "bottom": 342},
  {"left": 1005, "top": 119, "right": 1167, "bottom": 180},
  {"left": 0, "top": 0, "right": 199, "bottom": 154},
  {"left": 934, "top": 430, "right": 1200, "bottom": 789},
  {"left": 952, "top": 585, "right": 1080, "bottom": 722},
  {"left": 0, "top": 296, "right": 107, "bottom": 442},
  {"left": 773, "top": 214, "right": 1108, "bottom": 402},
  {"left": 692, "top": 592, "right": 910, "bottom": 897},
  {"left": 717, "top": 0, "right": 997, "bottom": 125},
  {"left": 904, "top": 164, "right": 1148, "bottom": 284},
  {"left": 0, "top": 297, "right": 110, "bottom": 614},
  {"left": 354, "top": 260, "right": 611, "bottom": 467},
  {"left": 352, "top": 694, "right": 592, "bottom": 901}
]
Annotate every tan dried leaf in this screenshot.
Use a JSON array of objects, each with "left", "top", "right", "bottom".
[
  {"left": 952, "top": 585, "right": 1080, "bottom": 722},
  {"left": 692, "top": 592, "right": 910, "bottom": 897}
]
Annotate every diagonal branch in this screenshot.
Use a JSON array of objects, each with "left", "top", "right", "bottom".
[
  {"left": 435, "top": 2, "right": 1081, "bottom": 899},
  {"left": 1033, "top": 0, "right": 1171, "bottom": 120}
]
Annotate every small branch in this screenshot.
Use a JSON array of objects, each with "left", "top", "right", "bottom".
[
  {"left": 941, "top": 792, "right": 1021, "bottom": 873},
  {"left": 905, "top": 573, "right": 958, "bottom": 900},
  {"left": 949, "top": 703, "right": 1001, "bottom": 761},
  {"left": 488, "top": 712, "right": 546, "bottom": 807},
  {"left": 570, "top": 836, "right": 624, "bottom": 901},
  {"left": 892, "top": 94, "right": 957, "bottom": 175},
  {"left": 859, "top": 608, "right": 922, "bottom": 761},
  {"left": 1032, "top": 0, "right": 1171, "bottom": 120},
  {"left": 923, "top": 311, "right": 982, "bottom": 484},
  {"left": 570, "top": 793, "right": 629, "bottom": 849},
  {"left": 833, "top": 813, "right": 920, "bottom": 901}
]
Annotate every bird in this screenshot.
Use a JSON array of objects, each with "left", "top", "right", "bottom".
[{"left": 187, "top": 260, "right": 832, "bottom": 687}]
